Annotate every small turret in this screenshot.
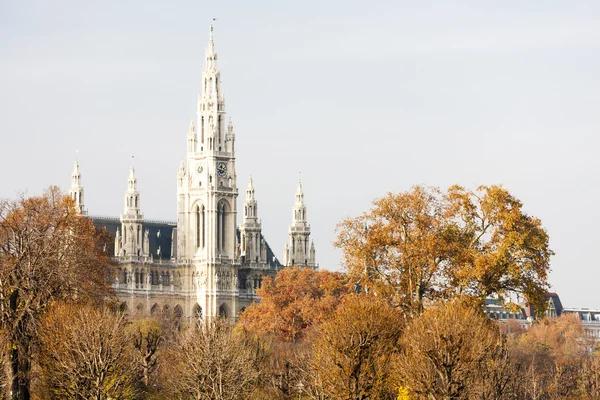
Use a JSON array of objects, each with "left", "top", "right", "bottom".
[
  {"left": 284, "top": 179, "right": 317, "bottom": 269},
  {"left": 239, "top": 176, "right": 263, "bottom": 263},
  {"left": 117, "top": 159, "right": 145, "bottom": 259},
  {"left": 68, "top": 153, "right": 87, "bottom": 215}
]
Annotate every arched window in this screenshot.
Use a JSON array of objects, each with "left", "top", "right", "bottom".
[
  {"left": 135, "top": 196, "right": 138, "bottom": 208},
  {"left": 196, "top": 205, "right": 201, "bottom": 248},
  {"left": 194, "top": 304, "right": 202, "bottom": 320},
  {"left": 219, "top": 303, "right": 229, "bottom": 318},
  {"left": 201, "top": 116, "right": 204, "bottom": 143},
  {"left": 221, "top": 204, "right": 226, "bottom": 251},
  {"left": 137, "top": 226, "right": 140, "bottom": 244},
  {"left": 174, "top": 305, "right": 183, "bottom": 319},
  {"left": 218, "top": 115, "right": 222, "bottom": 143},
  {"left": 201, "top": 205, "right": 205, "bottom": 248},
  {"left": 217, "top": 206, "right": 221, "bottom": 251}
]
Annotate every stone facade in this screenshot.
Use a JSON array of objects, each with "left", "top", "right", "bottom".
[{"left": 70, "top": 25, "right": 318, "bottom": 322}]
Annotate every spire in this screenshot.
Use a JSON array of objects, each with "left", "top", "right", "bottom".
[
  {"left": 68, "top": 151, "right": 86, "bottom": 215},
  {"left": 123, "top": 157, "right": 141, "bottom": 216},
  {"left": 187, "top": 119, "right": 197, "bottom": 153},
  {"left": 71, "top": 156, "right": 81, "bottom": 186},
  {"left": 128, "top": 163, "right": 137, "bottom": 191},
  {"left": 246, "top": 176, "right": 255, "bottom": 200},
  {"left": 205, "top": 23, "right": 217, "bottom": 70},
  {"left": 295, "top": 179, "right": 304, "bottom": 205}
]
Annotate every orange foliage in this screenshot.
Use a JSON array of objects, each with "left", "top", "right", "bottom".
[
  {"left": 335, "top": 185, "right": 553, "bottom": 316},
  {"left": 239, "top": 267, "right": 350, "bottom": 342}
]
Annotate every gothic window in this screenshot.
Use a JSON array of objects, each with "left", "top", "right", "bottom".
[
  {"left": 174, "top": 305, "right": 183, "bottom": 319},
  {"left": 196, "top": 205, "right": 201, "bottom": 248},
  {"left": 219, "top": 303, "right": 229, "bottom": 318},
  {"left": 78, "top": 192, "right": 81, "bottom": 204},
  {"left": 135, "top": 196, "right": 138, "bottom": 208},
  {"left": 201, "top": 117, "right": 205, "bottom": 144},
  {"left": 201, "top": 205, "right": 206, "bottom": 248},
  {"left": 137, "top": 226, "right": 140, "bottom": 244},
  {"left": 244, "top": 206, "right": 247, "bottom": 217},
  {"left": 123, "top": 228, "right": 127, "bottom": 243},
  {"left": 194, "top": 304, "right": 202, "bottom": 320},
  {"left": 217, "top": 115, "right": 221, "bottom": 143},
  {"left": 216, "top": 206, "right": 221, "bottom": 251},
  {"left": 221, "top": 204, "right": 226, "bottom": 251}
]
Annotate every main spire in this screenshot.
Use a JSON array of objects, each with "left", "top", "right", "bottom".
[{"left": 205, "top": 23, "right": 217, "bottom": 71}]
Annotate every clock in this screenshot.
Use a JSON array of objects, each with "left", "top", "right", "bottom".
[
  {"left": 196, "top": 165, "right": 203, "bottom": 173},
  {"left": 216, "top": 162, "right": 227, "bottom": 177}
]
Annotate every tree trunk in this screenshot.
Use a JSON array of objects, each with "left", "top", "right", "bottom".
[{"left": 10, "top": 346, "right": 30, "bottom": 400}]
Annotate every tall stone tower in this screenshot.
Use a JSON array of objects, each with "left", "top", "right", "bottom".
[
  {"left": 283, "top": 180, "right": 317, "bottom": 268},
  {"left": 68, "top": 156, "right": 87, "bottom": 215},
  {"left": 239, "top": 177, "right": 266, "bottom": 265},
  {"left": 116, "top": 164, "right": 147, "bottom": 258},
  {"left": 177, "top": 24, "right": 239, "bottom": 319}
]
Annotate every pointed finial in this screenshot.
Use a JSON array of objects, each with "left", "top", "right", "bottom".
[
  {"left": 73, "top": 150, "right": 80, "bottom": 171},
  {"left": 189, "top": 119, "right": 195, "bottom": 133},
  {"left": 129, "top": 156, "right": 136, "bottom": 180},
  {"left": 209, "top": 19, "right": 216, "bottom": 42}
]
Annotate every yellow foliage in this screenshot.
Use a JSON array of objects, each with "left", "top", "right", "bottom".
[{"left": 397, "top": 385, "right": 411, "bottom": 399}]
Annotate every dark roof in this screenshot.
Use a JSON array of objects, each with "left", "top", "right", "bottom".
[
  {"left": 90, "top": 216, "right": 176, "bottom": 260},
  {"left": 91, "top": 215, "right": 282, "bottom": 267}
]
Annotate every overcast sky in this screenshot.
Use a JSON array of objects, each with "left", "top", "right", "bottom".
[{"left": 1, "top": 1, "right": 599, "bottom": 308}]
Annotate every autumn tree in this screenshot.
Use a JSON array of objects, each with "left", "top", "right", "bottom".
[
  {"left": 165, "top": 318, "right": 266, "bottom": 400},
  {"left": 578, "top": 355, "right": 600, "bottom": 399},
  {"left": 311, "top": 294, "right": 403, "bottom": 400},
  {"left": 0, "top": 187, "right": 114, "bottom": 400},
  {"left": 239, "top": 267, "right": 350, "bottom": 343},
  {"left": 397, "top": 299, "right": 517, "bottom": 400},
  {"left": 37, "top": 302, "right": 139, "bottom": 399},
  {"left": 335, "top": 185, "right": 553, "bottom": 316},
  {"left": 0, "top": 329, "right": 9, "bottom": 399},
  {"left": 127, "top": 317, "right": 163, "bottom": 394},
  {"left": 509, "top": 313, "right": 593, "bottom": 399}
]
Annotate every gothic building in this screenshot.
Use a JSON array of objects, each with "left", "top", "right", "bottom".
[{"left": 67, "top": 25, "right": 317, "bottom": 321}]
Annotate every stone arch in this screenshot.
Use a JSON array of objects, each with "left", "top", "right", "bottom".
[
  {"left": 174, "top": 304, "right": 183, "bottom": 319},
  {"left": 217, "top": 199, "right": 232, "bottom": 252},
  {"left": 219, "top": 303, "right": 230, "bottom": 319},
  {"left": 162, "top": 304, "right": 171, "bottom": 318},
  {"left": 150, "top": 303, "right": 159, "bottom": 316}
]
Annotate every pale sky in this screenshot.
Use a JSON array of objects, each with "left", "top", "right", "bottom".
[{"left": 1, "top": 1, "right": 599, "bottom": 308}]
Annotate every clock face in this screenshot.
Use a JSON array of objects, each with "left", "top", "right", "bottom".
[
  {"left": 216, "top": 162, "right": 227, "bottom": 177},
  {"left": 197, "top": 165, "right": 203, "bottom": 173}
]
